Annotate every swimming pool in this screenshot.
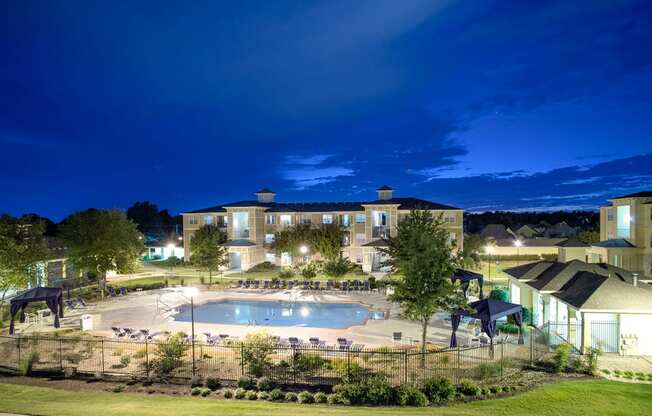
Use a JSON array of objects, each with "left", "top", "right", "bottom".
[{"left": 173, "top": 299, "right": 380, "bottom": 328}]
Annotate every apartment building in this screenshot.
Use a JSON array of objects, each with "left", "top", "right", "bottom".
[
  {"left": 181, "top": 186, "right": 463, "bottom": 273},
  {"left": 587, "top": 191, "right": 652, "bottom": 279}
]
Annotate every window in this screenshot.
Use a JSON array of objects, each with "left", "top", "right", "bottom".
[
  {"left": 340, "top": 214, "right": 350, "bottom": 227},
  {"left": 444, "top": 213, "right": 456, "bottom": 223},
  {"left": 265, "top": 234, "right": 275, "bottom": 244},
  {"left": 342, "top": 233, "right": 350, "bottom": 246},
  {"left": 612, "top": 254, "right": 622, "bottom": 268},
  {"left": 372, "top": 210, "right": 387, "bottom": 226},
  {"left": 616, "top": 205, "right": 631, "bottom": 239},
  {"left": 355, "top": 213, "right": 366, "bottom": 224},
  {"left": 265, "top": 214, "right": 275, "bottom": 225},
  {"left": 279, "top": 214, "right": 293, "bottom": 226},
  {"left": 607, "top": 208, "right": 613, "bottom": 221},
  {"left": 300, "top": 215, "right": 311, "bottom": 225},
  {"left": 203, "top": 215, "right": 213, "bottom": 225},
  {"left": 510, "top": 283, "right": 521, "bottom": 304},
  {"left": 189, "top": 216, "right": 198, "bottom": 225},
  {"left": 356, "top": 233, "right": 365, "bottom": 243},
  {"left": 232, "top": 212, "right": 250, "bottom": 239},
  {"left": 216, "top": 215, "right": 227, "bottom": 227},
  {"left": 322, "top": 214, "right": 333, "bottom": 224}
]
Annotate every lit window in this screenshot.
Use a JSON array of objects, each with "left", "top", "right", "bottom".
[
  {"left": 341, "top": 214, "right": 350, "bottom": 226},
  {"left": 265, "top": 234, "right": 275, "bottom": 244},
  {"left": 203, "top": 215, "right": 213, "bottom": 225},
  {"left": 322, "top": 214, "right": 333, "bottom": 224},
  {"left": 616, "top": 205, "right": 631, "bottom": 239},
  {"left": 265, "top": 214, "right": 275, "bottom": 225},
  {"left": 444, "top": 213, "right": 456, "bottom": 223},
  {"left": 607, "top": 208, "right": 613, "bottom": 221},
  {"left": 355, "top": 213, "right": 366, "bottom": 224},
  {"left": 189, "top": 216, "right": 198, "bottom": 225},
  {"left": 265, "top": 253, "right": 276, "bottom": 263},
  {"left": 232, "top": 212, "right": 250, "bottom": 239},
  {"left": 279, "top": 215, "right": 292, "bottom": 226}
]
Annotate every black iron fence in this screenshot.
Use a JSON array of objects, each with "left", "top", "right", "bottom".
[
  {"left": 542, "top": 321, "right": 620, "bottom": 354},
  {"left": 0, "top": 333, "right": 552, "bottom": 386}
]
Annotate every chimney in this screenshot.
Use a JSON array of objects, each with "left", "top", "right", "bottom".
[
  {"left": 376, "top": 185, "right": 394, "bottom": 201},
  {"left": 633, "top": 273, "right": 639, "bottom": 287},
  {"left": 255, "top": 188, "right": 276, "bottom": 203}
]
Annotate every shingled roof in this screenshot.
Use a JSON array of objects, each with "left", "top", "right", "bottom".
[{"left": 553, "top": 272, "right": 652, "bottom": 311}]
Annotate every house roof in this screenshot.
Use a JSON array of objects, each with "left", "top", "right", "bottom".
[
  {"left": 502, "top": 261, "right": 552, "bottom": 280},
  {"left": 610, "top": 191, "right": 652, "bottom": 199},
  {"left": 185, "top": 197, "right": 460, "bottom": 214},
  {"left": 591, "top": 239, "right": 637, "bottom": 248},
  {"left": 555, "top": 238, "right": 590, "bottom": 248},
  {"left": 553, "top": 272, "right": 652, "bottom": 311},
  {"left": 480, "top": 224, "right": 514, "bottom": 240}
]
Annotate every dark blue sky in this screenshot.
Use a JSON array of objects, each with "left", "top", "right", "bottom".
[{"left": 1, "top": 0, "right": 651, "bottom": 220}]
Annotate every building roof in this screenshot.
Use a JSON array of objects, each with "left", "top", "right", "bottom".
[
  {"left": 255, "top": 188, "right": 275, "bottom": 194},
  {"left": 185, "top": 197, "right": 460, "bottom": 214},
  {"left": 610, "top": 191, "right": 652, "bottom": 199},
  {"left": 480, "top": 224, "right": 514, "bottom": 240},
  {"left": 553, "top": 272, "right": 652, "bottom": 311},
  {"left": 493, "top": 237, "right": 565, "bottom": 247},
  {"left": 555, "top": 238, "right": 590, "bottom": 248},
  {"left": 591, "top": 239, "right": 637, "bottom": 248},
  {"left": 376, "top": 185, "right": 393, "bottom": 191}
]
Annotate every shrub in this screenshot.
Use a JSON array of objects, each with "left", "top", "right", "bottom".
[
  {"left": 329, "top": 358, "right": 369, "bottom": 383},
  {"left": 397, "top": 385, "right": 429, "bottom": 407},
  {"left": 332, "top": 375, "right": 397, "bottom": 406},
  {"left": 314, "top": 391, "right": 328, "bottom": 403},
  {"left": 238, "top": 376, "right": 256, "bottom": 390},
  {"left": 256, "top": 376, "right": 274, "bottom": 391},
  {"left": 133, "top": 348, "right": 146, "bottom": 359},
  {"left": 292, "top": 352, "right": 327, "bottom": 375},
  {"left": 63, "top": 352, "right": 82, "bottom": 364},
  {"left": 285, "top": 392, "right": 298, "bottom": 402},
  {"left": 223, "top": 389, "right": 234, "bottom": 399},
  {"left": 501, "top": 386, "right": 512, "bottom": 392},
  {"left": 150, "top": 333, "right": 190, "bottom": 380},
  {"left": 298, "top": 391, "right": 315, "bottom": 404},
  {"left": 421, "top": 377, "right": 455, "bottom": 403},
  {"left": 206, "top": 377, "right": 221, "bottom": 391},
  {"left": 457, "top": 380, "right": 481, "bottom": 397},
  {"left": 190, "top": 375, "right": 204, "bottom": 388},
  {"left": 323, "top": 257, "right": 355, "bottom": 277},
  {"left": 234, "top": 388, "right": 246, "bottom": 399},
  {"left": 245, "top": 390, "right": 258, "bottom": 400},
  {"left": 613, "top": 369, "right": 622, "bottom": 375},
  {"left": 257, "top": 391, "right": 270, "bottom": 400},
  {"left": 240, "top": 332, "right": 277, "bottom": 377},
  {"left": 191, "top": 387, "right": 202, "bottom": 396},
  {"left": 327, "top": 393, "right": 350, "bottom": 405},
  {"left": 553, "top": 343, "right": 572, "bottom": 373},
  {"left": 489, "top": 288, "right": 509, "bottom": 303},
  {"left": 576, "top": 346, "right": 602, "bottom": 375},
  {"left": 200, "top": 388, "right": 211, "bottom": 397},
  {"left": 481, "top": 387, "right": 491, "bottom": 396},
  {"left": 474, "top": 362, "right": 502, "bottom": 380},
  {"left": 300, "top": 262, "right": 319, "bottom": 279},
  {"left": 19, "top": 351, "right": 39, "bottom": 376},
  {"left": 278, "top": 268, "right": 295, "bottom": 279},
  {"left": 120, "top": 355, "right": 131, "bottom": 367},
  {"left": 269, "top": 388, "right": 283, "bottom": 401},
  {"left": 247, "top": 261, "right": 277, "bottom": 273},
  {"left": 489, "top": 386, "right": 500, "bottom": 394},
  {"left": 112, "top": 384, "right": 126, "bottom": 393}
]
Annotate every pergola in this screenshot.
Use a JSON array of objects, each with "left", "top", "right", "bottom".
[
  {"left": 450, "top": 298, "right": 524, "bottom": 348},
  {"left": 9, "top": 287, "right": 64, "bottom": 335},
  {"left": 451, "top": 268, "right": 484, "bottom": 299}
]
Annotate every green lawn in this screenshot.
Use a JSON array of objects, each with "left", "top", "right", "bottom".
[{"left": 0, "top": 380, "right": 650, "bottom": 416}]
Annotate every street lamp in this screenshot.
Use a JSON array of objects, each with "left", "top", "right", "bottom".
[
  {"left": 485, "top": 245, "right": 495, "bottom": 284},
  {"left": 514, "top": 239, "right": 522, "bottom": 265}
]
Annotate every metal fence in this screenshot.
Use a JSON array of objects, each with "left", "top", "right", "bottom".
[
  {"left": 0, "top": 332, "right": 551, "bottom": 386},
  {"left": 543, "top": 321, "right": 619, "bottom": 353}
]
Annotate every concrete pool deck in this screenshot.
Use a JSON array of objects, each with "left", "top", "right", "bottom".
[{"left": 45, "top": 287, "right": 474, "bottom": 348}]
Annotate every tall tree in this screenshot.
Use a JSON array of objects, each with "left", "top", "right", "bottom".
[
  {"left": 309, "top": 223, "right": 346, "bottom": 261},
  {"left": 271, "top": 224, "right": 312, "bottom": 257},
  {"left": 458, "top": 234, "right": 485, "bottom": 270},
  {"left": 61, "top": 209, "right": 144, "bottom": 299},
  {"left": 190, "top": 225, "right": 228, "bottom": 284},
  {"left": 380, "top": 210, "right": 465, "bottom": 365},
  {"left": 126, "top": 201, "right": 163, "bottom": 237},
  {"left": 0, "top": 215, "right": 48, "bottom": 311},
  {"left": 578, "top": 228, "right": 600, "bottom": 244}
]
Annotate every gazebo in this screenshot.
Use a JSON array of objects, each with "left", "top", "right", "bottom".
[
  {"left": 9, "top": 287, "right": 64, "bottom": 335},
  {"left": 451, "top": 268, "right": 485, "bottom": 299},
  {"left": 450, "top": 298, "right": 524, "bottom": 348}
]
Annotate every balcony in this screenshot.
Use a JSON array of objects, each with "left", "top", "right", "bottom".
[
  {"left": 233, "top": 228, "right": 250, "bottom": 239},
  {"left": 372, "top": 226, "right": 389, "bottom": 239}
]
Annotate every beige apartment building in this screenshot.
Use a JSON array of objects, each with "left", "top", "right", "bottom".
[
  {"left": 586, "top": 191, "right": 652, "bottom": 279},
  {"left": 181, "top": 186, "right": 463, "bottom": 273}
]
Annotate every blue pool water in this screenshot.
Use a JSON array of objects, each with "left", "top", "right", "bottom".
[{"left": 173, "top": 299, "right": 378, "bottom": 328}]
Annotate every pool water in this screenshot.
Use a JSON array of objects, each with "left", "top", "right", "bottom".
[{"left": 173, "top": 299, "right": 379, "bottom": 328}]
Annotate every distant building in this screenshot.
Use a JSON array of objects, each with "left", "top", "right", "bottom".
[
  {"left": 480, "top": 224, "right": 516, "bottom": 241},
  {"left": 489, "top": 237, "right": 566, "bottom": 257},
  {"left": 515, "top": 224, "right": 540, "bottom": 239},
  {"left": 544, "top": 221, "right": 580, "bottom": 238}
]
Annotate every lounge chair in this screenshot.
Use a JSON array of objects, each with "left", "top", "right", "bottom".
[
  {"left": 106, "top": 287, "right": 118, "bottom": 297},
  {"left": 313, "top": 281, "right": 321, "bottom": 291},
  {"left": 76, "top": 296, "right": 89, "bottom": 307},
  {"left": 111, "top": 327, "right": 125, "bottom": 339},
  {"left": 253, "top": 280, "right": 260, "bottom": 289},
  {"left": 340, "top": 282, "right": 348, "bottom": 292},
  {"left": 302, "top": 281, "right": 310, "bottom": 290},
  {"left": 326, "top": 281, "right": 334, "bottom": 291},
  {"left": 288, "top": 281, "right": 295, "bottom": 290},
  {"left": 64, "top": 299, "right": 77, "bottom": 309},
  {"left": 337, "top": 338, "right": 353, "bottom": 350},
  {"left": 351, "top": 344, "right": 365, "bottom": 352},
  {"left": 363, "top": 281, "right": 371, "bottom": 291},
  {"left": 243, "top": 280, "right": 251, "bottom": 289},
  {"left": 231, "top": 280, "right": 243, "bottom": 288},
  {"left": 288, "top": 337, "right": 302, "bottom": 347},
  {"left": 309, "top": 337, "right": 326, "bottom": 348},
  {"left": 120, "top": 287, "right": 128, "bottom": 296},
  {"left": 140, "top": 329, "right": 153, "bottom": 341}
]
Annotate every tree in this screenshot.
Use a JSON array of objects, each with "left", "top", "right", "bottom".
[
  {"left": 271, "top": 224, "right": 312, "bottom": 257},
  {"left": 0, "top": 215, "right": 48, "bottom": 312},
  {"left": 61, "top": 209, "right": 144, "bottom": 299},
  {"left": 458, "top": 234, "right": 485, "bottom": 270},
  {"left": 578, "top": 228, "right": 600, "bottom": 245},
  {"left": 189, "top": 225, "right": 227, "bottom": 284},
  {"left": 126, "top": 201, "right": 175, "bottom": 239},
  {"left": 309, "top": 223, "right": 346, "bottom": 261},
  {"left": 379, "top": 210, "right": 465, "bottom": 365}
]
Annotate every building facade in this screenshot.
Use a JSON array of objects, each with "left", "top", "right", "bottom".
[
  {"left": 181, "top": 186, "right": 463, "bottom": 273},
  {"left": 587, "top": 191, "right": 652, "bottom": 279}
]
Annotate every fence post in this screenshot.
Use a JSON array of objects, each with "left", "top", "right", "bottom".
[
  {"left": 546, "top": 321, "right": 551, "bottom": 348},
  {"left": 101, "top": 339, "right": 105, "bottom": 375},
  {"left": 500, "top": 342, "right": 504, "bottom": 379},
  {"left": 292, "top": 346, "right": 297, "bottom": 385},
  {"left": 403, "top": 350, "right": 408, "bottom": 385},
  {"left": 456, "top": 346, "right": 460, "bottom": 383},
  {"left": 347, "top": 347, "right": 351, "bottom": 381},
  {"left": 529, "top": 328, "right": 534, "bottom": 366},
  {"left": 59, "top": 339, "right": 63, "bottom": 371},
  {"left": 17, "top": 336, "right": 21, "bottom": 368},
  {"left": 240, "top": 343, "right": 245, "bottom": 376},
  {"left": 191, "top": 339, "right": 196, "bottom": 377},
  {"left": 145, "top": 340, "right": 149, "bottom": 378}
]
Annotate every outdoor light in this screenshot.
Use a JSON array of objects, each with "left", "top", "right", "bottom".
[
  {"left": 167, "top": 243, "right": 176, "bottom": 251},
  {"left": 485, "top": 245, "right": 495, "bottom": 255},
  {"left": 514, "top": 240, "right": 522, "bottom": 247},
  {"left": 177, "top": 236, "right": 183, "bottom": 241},
  {"left": 514, "top": 240, "right": 522, "bottom": 265},
  {"left": 299, "top": 245, "right": 309, "bottom": 255},
  {"left": 182, "top": 286, "right": 199, "bottom": 297}
]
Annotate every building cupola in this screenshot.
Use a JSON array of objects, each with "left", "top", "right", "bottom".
[
  {"left": 255, "top": 188, "right": 276, "bottom": 203},
  {"left": 376, "top": 185, "right": 394, "bottom": 201}
]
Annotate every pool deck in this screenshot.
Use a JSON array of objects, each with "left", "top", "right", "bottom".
[{"left": 20, "top": 287, "right": 473, "bottom": 348}]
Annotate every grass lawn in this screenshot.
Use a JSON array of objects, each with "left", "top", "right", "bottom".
[{"left": 0, "top": 380, "right": 650, "bottom": 416}]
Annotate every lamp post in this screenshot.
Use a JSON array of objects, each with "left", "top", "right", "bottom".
[
  {"left": 299, "top": 245, "right": 309, "bottom": 263},
  {"left": 485, "top": 245, "right": 495, "bottom": 284},
  {"left": 514, "top": 239, "right": 522, "bottom": 265}
]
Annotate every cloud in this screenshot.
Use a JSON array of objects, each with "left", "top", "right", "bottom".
[
  {"left": 282, "top": 167, "right": 355, "bottom": 190},
  {"left": 284, "top": 154, "right": 334, "bottom": 166}
]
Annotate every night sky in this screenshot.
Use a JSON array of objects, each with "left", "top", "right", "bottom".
[{"left": 2, "top": 1, "right": 652, "bottom": 220}]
